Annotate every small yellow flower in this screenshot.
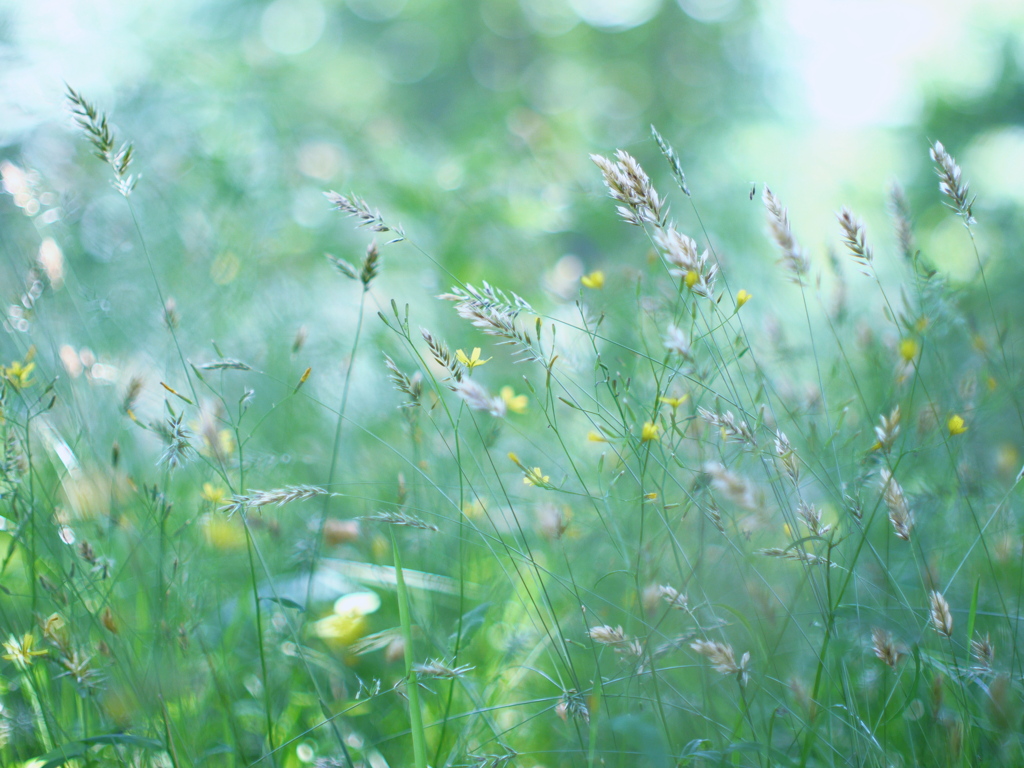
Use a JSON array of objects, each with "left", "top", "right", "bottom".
[
  {"left": 581, "top": 270, "right": 605, "bottom": 289},
  {"left": 947, "top": 415, "right": 967, "bottom": 436},
  {"left": 684, "top": 270, "right": 699, "bottom": 289},
  {"left": 456, "top": 348, "right": 491, "bottom": 369},
  {"left": 201, "top": 514, "right": 246, "bottom": 550},
  {"left": 898, "top": 338, "right": 919, "bottom": 362},
  {"left": 3, "top": 632, "right": 47, "bottom": 669},
  {"left": 2, "top": 360, "right": 35, "bottom": 389},
  {"left": 659, "top": 394, "right": 688, "bottom": 409},
  {"left": 462, "top": 499, "right": 485, "bottom": 519},
  {"left": 641, "top": 421, "right": 660, "bottom": 442},
  {"left": 587, "top": 430, "right": 608, "bottom": 443},
  {"left": 500, "top": 386, "right": 528, "bottom": 414},
  {"left": 312, "top": 592, "right": 381, "bottom": 648},
  {"left": 201, "top": 483, "right": 229, "bottom": 505},
  {"left": 523, "top": 467, "right": 550, "bottom": 487},
  {"left": 643, "top": 492, "right": 658, "bottom": 501},
  {"left": 736, "top": 289, "right": 752, "bottom": 308}
]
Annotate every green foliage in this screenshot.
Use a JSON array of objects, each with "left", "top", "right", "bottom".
[{"left": 2, "top": 9, "right": 1024, "bottom": 766}]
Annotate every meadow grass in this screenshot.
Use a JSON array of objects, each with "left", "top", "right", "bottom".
[{"left": 0, "top": 92, "right": 1021, "bottom": 768}]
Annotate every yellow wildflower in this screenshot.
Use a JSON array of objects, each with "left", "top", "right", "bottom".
[
  {"left": 523, "top": 467, "right": 550, "bottom": 487},
  {"left": 684, "top": 270, "right": 699, "bottom": 289},
  {"left": 587, "top": 430, "right": 608, "bottom": 443},
  {"left": 2, "top": 359, "right": 35, "bottom": 389},
  {"left": 455, "top": 348, "right": 490, "bottom": 369},
  {"left": 641, "top": 421, "right": 660, "bottom": 442},
  {"left": 312, "top": 592, "right": 381, "bottom": 648},
  {"left": 898, "top": 338, "right": 919, "bottom": 362},
  {"left": 659, "top": 394, "right": 688, "bottom": 409},
  {"left": 3, "top": 632, "right": 47, "bottom": 669},
  {"left": 500, "top": 386, "right": 528, "bottom": 414},
  {"left": 947, "top": 415, "right": 967, "bottom": 436},
  {"left": 201, "top": 514, "right": 246, "bottom": 550},
  {"left": 736, "top": 289, "right": 752, "bottom": 308},
  {"left": 462, "top": 499, "right": 485, "bottom": 519},
  {"left": 581, "top": 270, "right": 605, "bottom": 289},
  {"left": 200, "top": 483, "right": 229, "bottom": 505}
]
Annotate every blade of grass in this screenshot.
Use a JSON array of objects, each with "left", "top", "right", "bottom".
[{"left": 392, "top": 527, "right": 428, "bottom": 768}]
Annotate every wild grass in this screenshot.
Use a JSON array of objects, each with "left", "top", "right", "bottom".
[{"left": 0, "top": 92, "right": 1021, "bottom": 768}]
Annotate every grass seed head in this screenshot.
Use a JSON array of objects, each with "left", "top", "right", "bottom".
[
  {"left": 879, "top": 468, "right": 913, "bottom": 541},
  {"left": 929, "top": 591, "right": 954, "bottom": 638}
]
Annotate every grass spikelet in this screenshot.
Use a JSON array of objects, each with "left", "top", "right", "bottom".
[
  {"left": 452, "top": 379, "right": 506, "bottom": 418},
  {"left": 774, "top": 430, "right": 800, "bottom": 483},
  {"left": 874, "top": 405, "right": 901, "bottom": 453},
  {"left": 889, "top": 182, "right": 916, "bottom": 261},
  {"left": 555, "top": 689, "right": 590, "bottom": 724},
  {"left": 763, "top": 185, "right": 808, "bottom": 282},
  {"left": 221, "top": 485, "right": 329, "bottom": 515},
  {"left": 929, "top": 140, "right": 975, "bottom": 224},
  {"left": 698, "top": 407, "right": 756, "bottom": 446},
  {"left": 879, "top": 467, "right": 913, "bottom": 541},
  {"left": 653, "top": 224, "right": 717, "bottom": 297},
  {"left": 412, "top": 659, "right": 474, "bottom": 678},
  {"left": 590, "top": 150, "right": 663, "bottom": 226},
  {"left": 690, "top": 639, "right": 749, "bottom": 685},
  {"left": 704, "top": 461, "right": 758, "bottom": 510},
  {"left": 651, "top": 124, "right": 691, "bottom": 196},
  {"left": 325, "top": 190, "right": 402, "bottom": 237},
  {"left": 121, "top": 375, "right": 144, "bottom": 418},
  {"left": 199, "top": 359, "right": 252, "bottom": 371},
  {"left": 439, "top": 283, "right": 537, "bottom": 358},
  {"left": 796, "top": 501, "right": 830, "bottom": 537},
  {"left": 758, "top": 547, "right": 834, "bottom": 567},
  {"left": 970, "top": 633, "right": 995, "bottom": 672},
  {"left": 157, "top": 414, "right": 196, "bottom": 471},
  {"left": 421, "top": 328, "right": 463, "bottom": 384},
  {"left": 837, "top": 206, "right": 873, "bottom": 274},
  {"left": 929, "top": 590, "right": 954, "bottom": 638},
  {"left": 871, "top": 628, "right": 901, "bottom": 669},
  {"left": 658, "top": 585, "right": 689, "bottom": 610},
  {"left": 362, "top": 510, "right": 440, "bottom": 532},
  {"left": 663, "top": 324, "right": 692, "bottom": 357},
  {"left": 65, "top": 85, "right": 138, "bottom": 196},
  {"left": 360, "top": 240, "right": 381, "bottom": 286},
  {"left": 588, "top": 625, "right": 628, "bottom": 645},
  {"left": 383, "top": 354, "right": 423, "bottom": 406}
]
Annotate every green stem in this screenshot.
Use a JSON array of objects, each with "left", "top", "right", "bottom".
[
  {"left": 243, "top": 512, "right": 278, "bottom": 768},
  {"left": 391, "top": 528, "right": 427, "bottom": 768}
]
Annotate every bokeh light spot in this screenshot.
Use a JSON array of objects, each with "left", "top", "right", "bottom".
[
  {"left": 261, "top": 0, "right": 326, "bottom": 56},
  {"left": 568, "top": 0, "right": 662, "bottom": 30}
]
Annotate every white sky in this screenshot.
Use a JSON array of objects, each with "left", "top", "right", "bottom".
[{"left": 779, "top": 0, "right": 1024, "bottom": 127}]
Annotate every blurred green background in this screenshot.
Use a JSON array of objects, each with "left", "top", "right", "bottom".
[
  {"left": 1, "top": 0, "right": 1023, "bottom": 491},
  {"left": 2, "top": 2, "right": 1024, "bottom": 764},
  {"left": 2, "top": 0, "right": 1023, "bottom": 518}
]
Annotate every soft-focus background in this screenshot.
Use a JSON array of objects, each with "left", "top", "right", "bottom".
[
  {"left": 4, "top": 2, "right": 1024, "bottom": 766},
  {"left": 4, "top": 0, "right": 1024, "bottom": 414}
]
